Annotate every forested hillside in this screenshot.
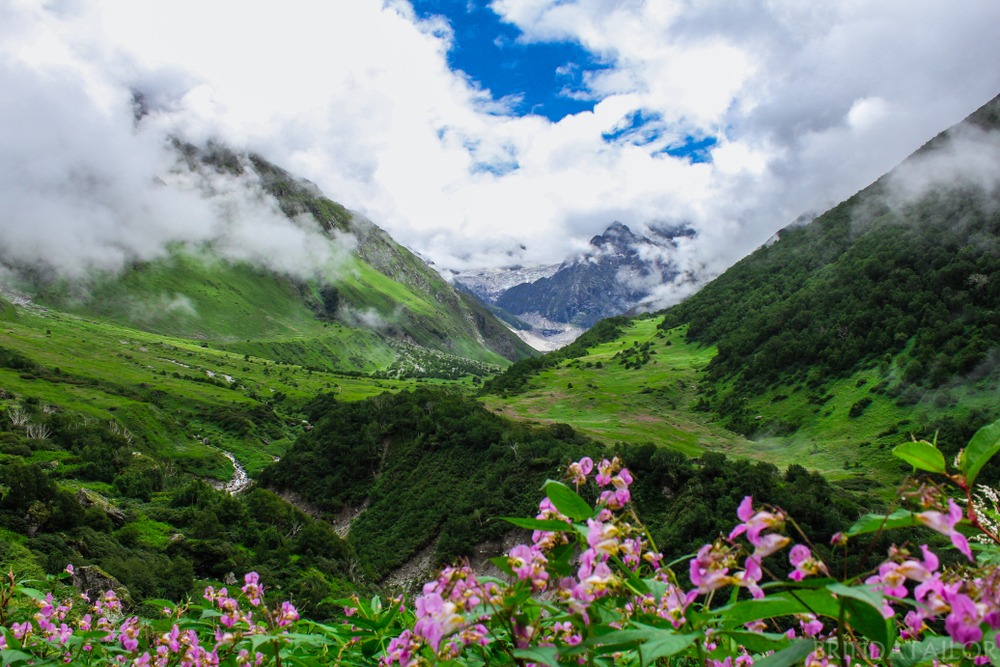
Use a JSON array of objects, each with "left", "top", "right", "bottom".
[
  {"left": 658, "top": 94, "right": 1000, "bottom": 437},
  {"left": 479, "top": 95, "right": 1000, "bottom": 483},
  {"left": 261, "top": 388, "right": 867, "bottom": 585}
]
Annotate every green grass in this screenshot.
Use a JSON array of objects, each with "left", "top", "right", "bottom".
[
  {"left": 115, "top": 518, "right": 176, "bottom": 550},
  {"left": 52, "top": 253, "right": 323, "bottom": 341},
  {"left": 482, "top": 320, "right": 740, "bottom": 457},
  {"left": 336, "top": 257, "right": 437, "bottom": 318},
  {"left": 482, "top": 317, "right": 998, "bottom": 488},
  {"left": 0, "top": 304, "right": 442, "bottom": 481},
  {"left": 34, "top": 249, "right": 517, "bottom": 371}
]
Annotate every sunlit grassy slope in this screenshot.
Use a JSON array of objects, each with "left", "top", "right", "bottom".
[
  {"left": 36, "top": 251, "right": 515, "bottom": 372},
  {"left": 481, "top": 319, "right": 733, "bottom": 457},
  {"left": 0, "top": 302, "right": 463, "bottom": 478},
  {"left": 481, "top": 316, "right": 995, "bottom": 486}
]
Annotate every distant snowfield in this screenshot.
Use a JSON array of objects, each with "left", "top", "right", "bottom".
[
  {"left": 449, "top": 264, "right": 560, "bottom": 302},
  {"left": 509, "top": 313, "right": 585, "bottom": 351}
]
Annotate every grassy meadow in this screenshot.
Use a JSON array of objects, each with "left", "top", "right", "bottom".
[{"left": 0, "top": 301, "right": 476, "bottom": 480}]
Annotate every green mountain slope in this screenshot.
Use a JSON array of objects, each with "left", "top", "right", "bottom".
[
  {"left": 20, "top": 143, "right": 534, "bottom": 376},
  {"left": 482, "top": 93, "right": 1000, "bottom": 484},
  {"left": 658, "top": 94, "right": 1000, "bottom": 437},
  {"left": 260, "top": 386, "right": 862, "bottom": 584},
  {"left": 0, "top": 141, "right": 537, "bottom": 603}
]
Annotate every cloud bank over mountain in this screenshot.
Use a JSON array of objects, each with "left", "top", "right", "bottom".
[{"left": 1, "top": 1, "right": 999, "bottom": 290}]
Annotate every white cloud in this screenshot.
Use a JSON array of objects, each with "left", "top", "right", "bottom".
[{"left": 1, "top": 0, "right": 1000, "bottom": 288}]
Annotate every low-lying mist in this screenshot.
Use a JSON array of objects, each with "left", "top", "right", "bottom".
[{"left": 0, "top": 64, "right": 356, "bottom": 290}]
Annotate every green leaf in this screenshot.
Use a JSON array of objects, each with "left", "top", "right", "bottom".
[
  {"left": 613, "top": 555, "right": 650, "bottom": 595},
  {"left": 986, "top": 629, "right": 1000, "bottom": 667},
  {"left": 961, "top": 419, "right": 1000, "bottom": 487},
  {"left": 826, "top": 582, "right": 884, "bottom": 609},
  {"left": 343, "top": 616, "right": 383, "bottom": 631},
  {"left": 141, "top": 598, "right": 177, "bottom": 610},
  {"left": 846, "top": 509, "right": 918, "bottom": 537},
  {"left": 751, "top": 640, "right": 816, "bottom": 667},
  {"left": 828, "top": 583, "right": 896, "bottom": 651},
  {"left": 13, "top": 586, "right": 44, "bottom": 601},
  {"left": 499, "top": 516, "right": 575, "bottom": 532},
  {"left": 891, "top": 636, "right": 963, "bottom": 667},
  {"left": 544, "top": 480, "right": 594, "bottom": 521},
  {"left": 585, "top": 627, "right": 698, "bottom": 666},
  {"left": 585, "top": 628, "right": 658, "bottom": 652},
  {"left": 513, "top": 646, "right": 560, "bottom": 667},
  {"left": 717, "top": 589, "right": 841, "bottom": 628},
  {"left": 0, "top": 649, "right": 34, "bottom": 666},
  {"left": 718, "top": 630, "right": 793, "bottom": 653},
  {"left": 893, "top": 440, "right": 947, "bottom": 474},
  {"left": 488, "top": 555, "right": 514, "bottom": 576},
  {"left": 637, "top": 630, "right": 699, "bottom": 667},
  {"left": 843, "top": 597, "right": 895, "bottom": 652}
]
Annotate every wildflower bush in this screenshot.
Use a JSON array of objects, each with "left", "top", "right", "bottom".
[{"left": 2, "top": 419, "right": 1000, "bottom": 666}]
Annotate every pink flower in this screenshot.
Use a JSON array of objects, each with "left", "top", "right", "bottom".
[
  {"left": 276, "top": 601, "right": 299, "bottom": 627},
  {"left": 576, "top": 557, "right": 615, "bottom": 600},
  {"left": 599, "top": 487, "right": 631, "bottom": 509},
  {"left": 160, "top": 624, "right": 181, "bottom": 652},
  {"left": 944, "top": 591, "right": 983, "bottom": 645},
  {"left": 595, "top": 457, "right": 622, "bottom": 487},
  {"left": 867, "top": 561, "right": 908, "bottom": 598},
  {"left": 414, "top": 593, "right": 463, "bottom": 652},
  {"left": 586, "top": 519, "right": 620, "bottom": 556},
  {"left": 242, "top": 572, "right": 263, "bottom": 606},
  {"left": 789, "top": 544, "right": 828, "bottom": 582},
  {"left": 916, "top": 499, "right": 973, "bottom": 561},
  {"left": 690, "top": 543, "right": 736, "bottom": 593},
  {"left": 729, "top": 496, "right": 785, "bottom": 547},
  {"left": 459, "top": 624, "right": 490, "bottom": 646},
  {"left": 657, "top": 585, "right": 698, "bottom": 628},
  {"left": 508, "top": 544, "right": 549, "bottom": 591},
  {"left": 119, "top": 617, "right": 140, "bottom": 652},
  {"left": 611, "top": 468, "right": 633, "bottom": 490},
  {"left": 533, "top": 497, "right": 571, "bottom": 550},
  {"left": 55, "top": 622, "right": 72, "bottom": 645},
  {"left": 568, "top": 457, "right": 594, "bottom": 485},
  {"left": 752, "top": 532, "right": 790, "bottom": 559},
  {"left": 798, "top": 614, "right": 824, "bottom": 638},
  {"left": 734, "top": 556, "right": 764, "bottom": 600},
  {"left": 382, "top": 630, "right": 420, "bottom": 666}
]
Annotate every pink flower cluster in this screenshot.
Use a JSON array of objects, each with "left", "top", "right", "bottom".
[
  {"left": 8, "top": 584, "right": 133, "bottom": 661},
  {"left": 4, "top": 570, "right": 295, "bottom": 667},
  {"left": 400, "top": 563, "right": 497, "bottom": 662},
  {"left": 862, "top": 543, "right": 1000, "bottom": 647}
]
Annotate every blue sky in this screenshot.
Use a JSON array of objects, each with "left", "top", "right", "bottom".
[
  {"left": 411, "top": 0, "right": 605, "bottom": 121},
  {"left": 410, "top": 1, "right": 717, "bottom": 163}
]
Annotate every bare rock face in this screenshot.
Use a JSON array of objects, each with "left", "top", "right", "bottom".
[
  {"left": 76, "top": 488, "right": 127, "bottom": 526},
  {"left": 70, "top": 565, "right": 132, "bottom": 608},
  {"left": 496, "top": 222, "right": 691, "bottom": 328}
]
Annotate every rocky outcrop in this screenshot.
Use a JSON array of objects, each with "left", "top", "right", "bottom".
[
  {"left": 76, "top": 488, "right": 126, "bottom": 526},
  {"left": 70, "top": 565, "right": 133, "bottom": 608}
]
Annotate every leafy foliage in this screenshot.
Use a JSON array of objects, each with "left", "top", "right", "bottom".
[
  {"left": 261, "top": 388, "right": 593, "bottom": 580},
  {"left": 261, "top": 388, "right": 859, "bottom": 583},
  {"left": 4, "top": 422, "right": 1000, "bottom": 667},
  {"left": 660, "top": 185, "right": 999, "bottom": 393},
  {"left": 480, "top": 316, "right": 632, "bottom": 396}
]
